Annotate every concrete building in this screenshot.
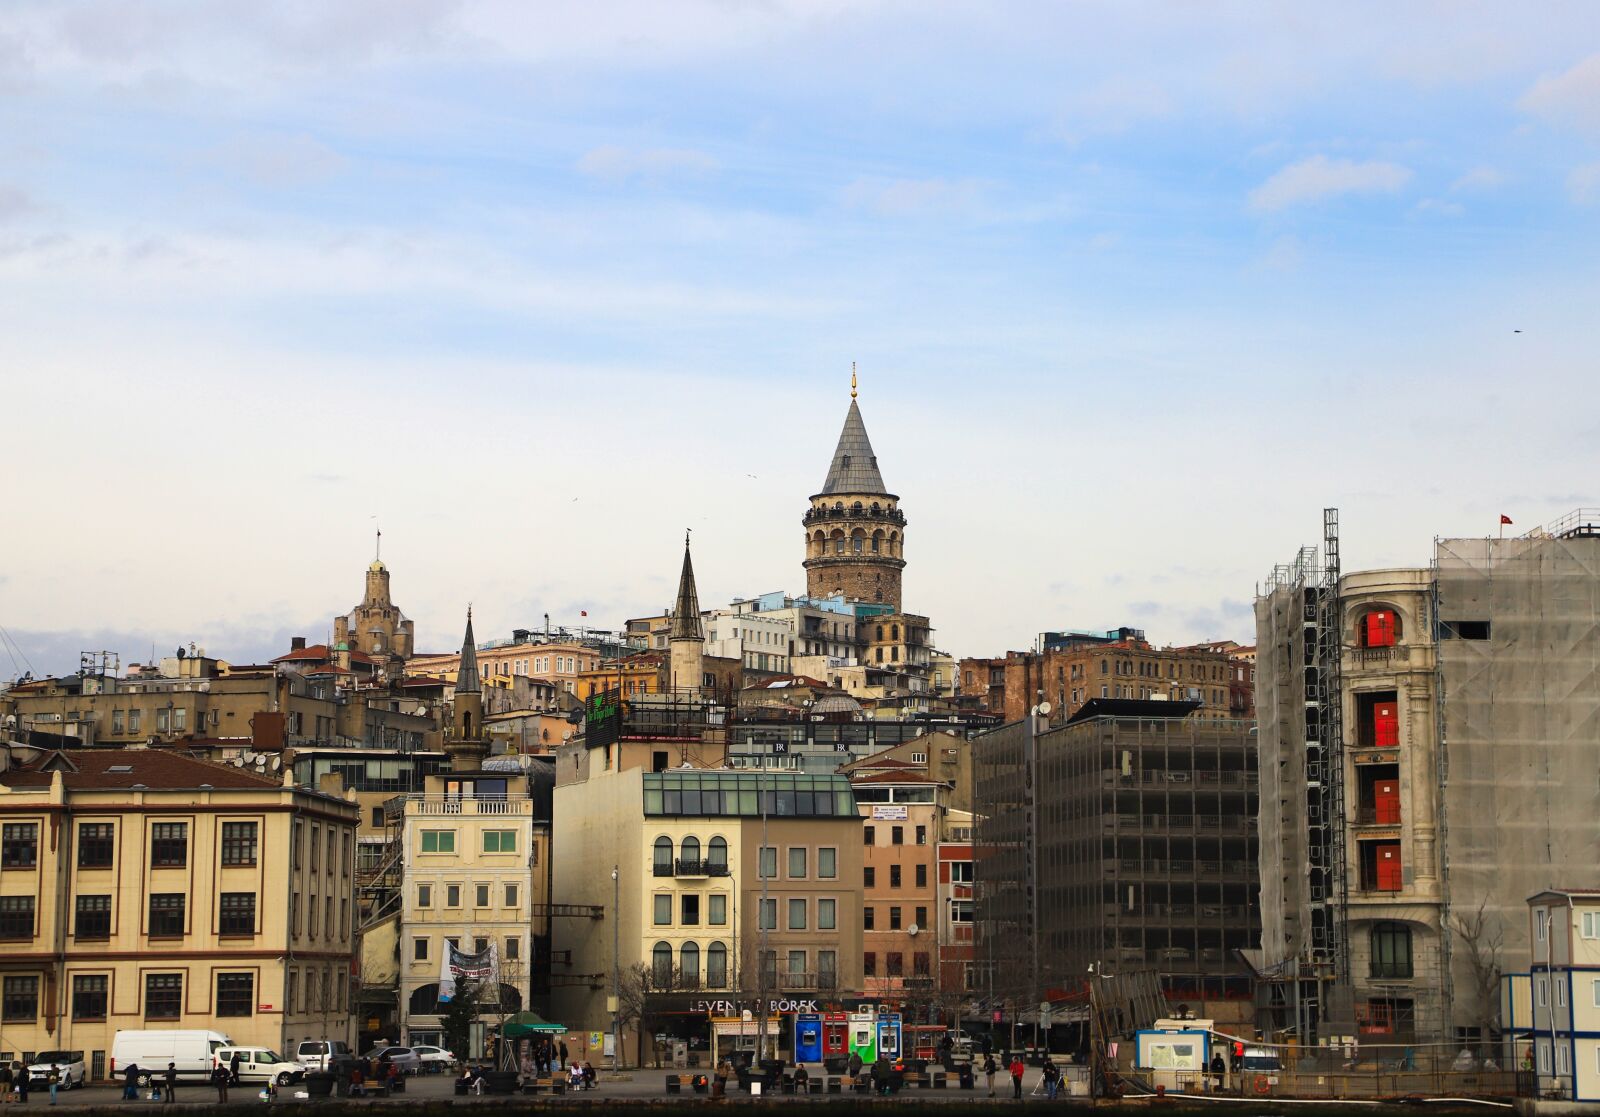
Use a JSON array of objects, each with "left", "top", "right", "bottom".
[
  {"left": 851, "top": 769, "right": 942, "bottom": 1003},
  {"left": 803, "top": 372, "right": 907, "bottom": 610},
  {"left": 408, "top": 639, "right": 603, "bottom": 701},
  {"left": 973, "top": 702, "right": 1260, "bottom": 1025},
  {"left": 1255, "top": 509, "right": 1600, "bottom": 1046},
  {"left": 1528, "top": 889, "right": 1600, "bottom": 1101},
  {"left": 0, "top": 747, "right": 359, "bottom": 1075}
]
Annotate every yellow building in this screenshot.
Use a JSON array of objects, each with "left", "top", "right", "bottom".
[{"left": 0, "top": 747, "right": 359, "bottom": 1076}]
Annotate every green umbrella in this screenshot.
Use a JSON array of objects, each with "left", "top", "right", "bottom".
[{"left": 501, "top": 1011, "right": 569, "bottom": 1037}]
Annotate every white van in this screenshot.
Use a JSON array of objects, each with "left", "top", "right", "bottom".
[
  {"left": 294, "top": 1040, "right": 351, "bottom": 1072},
  {"left": 214, "top": 1047, "right": 304, "bottom": 1087},
  {"left": 110, "top": 1030, "right": 233, "bottom": 1084}
]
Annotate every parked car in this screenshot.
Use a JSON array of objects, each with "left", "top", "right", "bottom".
[
  {"left": 295, "top": 1040, "right": 352, "bottom": 1073},
  {"left": 27, "top": 1052, "right": 86, "bottom": 1089},
  {"left": 410, "top": 1046, "right": 456, "bottom": 1073},
  {"left": 111, "top": 1030, "right": 234, "bottom": 1084},
  {"left": 213, "top": 1047, "right": 306, "bottom": 1087},
  {"left": 361, "top": 1046, "right": 420, "bottom": 1075}
]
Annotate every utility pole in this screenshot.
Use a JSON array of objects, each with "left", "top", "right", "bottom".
[
  {"left": 757, "top": 777, "right": 770, "bottom": 1063},
  {"left": 611, "top": 865, "right": 622, "bottom": 1069}
]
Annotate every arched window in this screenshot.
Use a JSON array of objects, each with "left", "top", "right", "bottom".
[
  {"left": 891, "top": 625, "right": 899, "bottom": 641},
  {"left": 1362, "top": 609, "right": 1401, "bottom": 648},
  {"left": 871, "top": 503, "right": 881, "bottom": 514},
  {"left": 707, "top": 837, "right": 728, "bottom": 871},
  {"left": 889, "top": 531, "right": 899, "bottom": 555},
  {"left": 834, "top": 502, "right": 844, "bottom": 512},
  {"left": 852, "top": 532, "right": 864, "bottom": 554},
  {"left": 707, "top": 942, "right": 728, "bottom": 988},
  {"left": 872, "top": 530, "right": 883, "bottom": 553},
  {"left": 834, "top": 534, "right": 845, "bottom": 555},
  {"left": 1370, "top": 923, "right": 1412, "bottom": 978},
  {"left": 652, "top": 942, "right": 673, "bottom": 987},
  {"left": 680, "top": 836, "right": 701, "bottom": 866},
  {"left": 680, "top": 941, "right": 700, "bottom": 987},
  {"left": 852, "top": 502, "right": 863, "bottom": 514},
  {"left": 653, "top": 836, "right": 673, "bottom": 876},
  {"left": 1100, "top": 659, "right": 1109, "bottom": 675}
]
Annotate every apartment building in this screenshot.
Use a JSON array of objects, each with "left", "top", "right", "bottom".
[
  {"left": 1528, "top": 890, "right": 1600, "bottom": 1101},
  {"left": 853, "top": 771, "right": 941, "bottom": 1002},
  {"left": 0, "top": 748, "right": 359, "bottom": 1076}
]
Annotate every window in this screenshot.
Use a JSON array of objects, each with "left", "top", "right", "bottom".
[
  {"left": 150, "top": 822, "right": 187, "bottom": 867},
  {"left": 148, "top": 893, "right": 185, "bottom": 937},
  {"left": 886, "top": 952, "right": 903, "bottom": 977},
  {"left": 144, "top": 973, "right": 182, "bottom": 1020},
  {"left": 709, "top": 894, "right": 727, "bottom": 925},
  {"left": 0, "top": 895, "right": 35, "bottom": 939},
  {"left": 682, "top": 895, "right": 701, "bottom": 926},
  {"left": 420, "top": 830, "right": 455, "bottom": 854},
  {"left": 864, "top": 866, "right": 875, "bottom": 887},
  {"left": 72, "top": 974, "right": 107, "bottom": 1021},
  {"left": 818, "top": 848, "right": 837, "bottom": 878},
  {"left": 819, "top": 898, "right": 837, "bottom": 929},
  {"left": 1362, "top": 610, "right": 1398, "bottom": 648},
  {"left": 890, "top": 865, "right": 902, "bottom": 888},
  {"left": 483, "top": 830, "right": 516, "bottom": 853},
  {"left": 707, "top": 942, "right": 728, "bottom": 987},
  {"left": 652, "top": 942, "right": 672, "bottom": 987},
  {"left": 759, "top": 899, "right": 777, "bottom": 930},
  {"left": 371, "top": 806, "right": 384, "bottom": 828},
  {"left": 445, "top": 884, "right": 460, "bottom": 907},
  {"left": 864, "top": 906, "right": 875, "bottom": 930},
  {"left": 474, "top": 937, "right": 489, "bottom": 953},
  {"left": 914, "top": 952, "right": 930, "bottom": 977},
  {"left": 128, "top": 708, "right": 141, "bottom": 732},
  {"left": 653, "top": 836, "right": 673, "bottom": 875},
  {"left": 1557, "top": 980, "right": 1567, "bottom": 1008},
  {"left": 77, "top": 823, "right": 115, "bottom": 868},
  {"left": 1442, "top": 620, "right": 1491, "bottom": 640},
  {"left": 950, "top": 899, "right": 973, "bottom": 923},
  {"left": 1371, "top": 923, "right": 1413, "bottom": 979},
  {"left": 475, "top": 884, "right": 490, "bottom": 907},
  {"left": 891, "top": 826, "right": 904, "bottom": 846},
  {"left": 1583, "top": 911, "right": 1599, "bottom": 939},
  {"left": 707, "top": 836, "right": 729, "bottom": 871},
  {"left": 863, "top": 826, "right": 875, "bottom": 845},
  {"left": 915, "top": 905, "right": 928, "bottom": 927},
  {"left": 915, "top": 864, "right": 927, "bottom": 887},
  {"left": 950, "top": 861, "right": 974, "bottom": 883},
  {"left": 218, "top": 821, "right": 257, "bottom": 867},
  {"left": 759, "top": 846, "right": 777, "bottom": 879},
  {"left": 505, "top": 936, "right": 520, "bottom": 961},
  {"left": 680, "top": 836, "right": 701, "bottom": 865},
  {"left": 889, "top": 906, "right": 902, "bottom": 930},
  {"left": 417, "top": 883, "right": 432, "bottom": 908},
  {"left": 863, "top": 952, "right": 876, "bottom": 977},
  {"left": 1, "top": 823, "right": 38, "bottom": 868},
  {"left": 681, "top": 942, "right": 700, "bottom": 985},
  {"left": 789, "top": 898, "right": 807, "bottom": 930},
  {"left": 505, "top": 883, "right": 519, "bottom": 908},
  {"left": 2, "top": 976, "right": 38, "bottom": 1021},
  {"left": 414, "top": 937, "right": 429, "bottom": 961},
  {"left": 1592, "top": 978, "right": 1600, "bottom": 1008},
  {"left": 213, "top": 891, "right": 256, "bottom": 937},
  {"left": 654, "top": 895, "right": 672, "bottom": 925},
  {"left": 915, "top": 825, "right": 927, "bottom": 846},
  {"left": 1537, "top": 977, "right": 1549, "bottom": 1007},
  {"left": 216, "top": 973, "right": 253, "bottom": 1017},
  {"left": 74, "top": 895, "right": 110, "bottom": 939},
  {"left": 787, "top": 949, "right": 807, "bottom": 978},
  {"left": 1536, "top": 909, "right": 1549, "bottom": 942}
]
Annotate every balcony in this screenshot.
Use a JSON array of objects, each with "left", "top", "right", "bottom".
[
  {"left": 673, "top": 859, "right": 731, "bottom": 878},
  {"left": 403, "top": 795, "right": 532, "bottom": 818},
  {"left": 802, "top": 506, "right": 906, "bottom": 527},
  {"left": 1355, "top": 805, "right": 1402, "bottom": 827}
]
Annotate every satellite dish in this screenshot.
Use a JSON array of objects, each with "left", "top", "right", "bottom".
[
  {"left": 1037, "top": 701, "right": 1052, "bottom": 717},
  {"left": 269, "top": 756, "right": 282, "bottom": 771},
  {"left": 907, "top": 923, "right": 920, "bottom": 937}
]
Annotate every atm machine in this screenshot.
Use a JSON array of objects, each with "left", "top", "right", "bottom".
[
  {"left": 876, "top": 1012, "right": 904, "bottom": 1065},
  {"left": 847, "top": 1011, "right": 879, "bottom": 1065},
  {"left": 794, "top": 1013, "right": 823, "bottom": 1063}
]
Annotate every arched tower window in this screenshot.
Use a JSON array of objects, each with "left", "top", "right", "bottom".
[
  {"left": 1370, "top": 923, "right": 1413, "bottom": 978},
  {"left": 872, "top": 530, "right": 884, "bottom": 553},
  {"left": 833, "top": 531, "right": 846, "bottom": 555},
  {"left": 852, "top": 501, "right": 863, "bottom": 514},
  {"left": 889, "top": 531, "right": 899, "bottom": 556},
  {"left": 851, "top": 530, "right": 865, "bottom": 554}
]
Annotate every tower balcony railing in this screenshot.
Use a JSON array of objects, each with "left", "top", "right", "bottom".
[{"left": 802, "top": 506, "right": 905, "bottom": 527}]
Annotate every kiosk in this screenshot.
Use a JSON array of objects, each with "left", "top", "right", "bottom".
[
  {"left": 822, "top": 1013, "right": 849, "bottom": 1063},
  {"left": 876, "top": 1012, "right": 904, "bottom": 1064},
  {"left": 847, "top": 1012, "right": 879, "bottom": 1064},
  {"left": 794, "top": 1014, "right": 823, "bottom": 1064}
]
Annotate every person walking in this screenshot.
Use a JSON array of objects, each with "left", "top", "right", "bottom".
[
  {"left": 46, "top": 1066, "right": 59, "bottom": 1106},
  {"left": 1042, "top": 1058, "right": 1060, "bottom": 1101},
  {"left": 558, "top": 1042, "right": 569, "bottom": 1071},
  {"left": 983, "top": 1053, "right": 997, "bottom": 1097},
  {"left": 121, "top": 1064, "right": 139, "bottom": 1102},
  {"left": 211, "top": 1065, "right": 230, "bottom": 1103},
  {"left": 0, "top": 1060, "right": 11, "bottom": 1103},
  {"left": 229, "top": 1051, "right": 243, "bottom": 1086},
  {"left": 162, "top": 1063, "right": 177, "bottom": 1104},
  {"left": 14, "top": 1064, "right": 28, "bottom": 1105},
  {"left": 1009, "top": 1054, "right": 1025, "bottom": 1100}
]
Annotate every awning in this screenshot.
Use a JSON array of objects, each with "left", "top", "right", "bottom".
[{"left": 501, "top": 1011, "right": 569, "bottom": 1036}]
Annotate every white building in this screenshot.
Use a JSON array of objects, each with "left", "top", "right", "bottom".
[{"left": 1528, "top": 889, "right": 1600, "bottom": 1102}]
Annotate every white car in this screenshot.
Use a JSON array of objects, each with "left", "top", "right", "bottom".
[
  {"left": 27, "top": 1052, "right": 86, "bottom": 1089},
  {"left": 214, "top": 1047, "right": 306, "bottom": 1087},
  {"left": 410, "top": 1046, "right": 456, "bottom": 1073}
]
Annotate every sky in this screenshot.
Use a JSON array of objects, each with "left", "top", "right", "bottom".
[{"left": 3, "top": 1, "right": 1600, "bottom": 679}]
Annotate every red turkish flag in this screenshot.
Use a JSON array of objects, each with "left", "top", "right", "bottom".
[{"left": 1500, "top": 515, "right": 1513, "bottom": 525}]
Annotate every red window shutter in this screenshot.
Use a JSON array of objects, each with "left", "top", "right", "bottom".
[
  {"left": 1365, "top": 611, "right": 1396, "bottom": 648},
  {"left": 1376, "top": 844, "right": 1403, "bottom": 891},
  {"left": 1375, "top": 780, "right": 1401, "bottom": 824},
  {"left": 1374, "top": 702, "right": 1399, "bottom": 747}
]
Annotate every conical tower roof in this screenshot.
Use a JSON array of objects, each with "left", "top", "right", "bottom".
[
  {"left": 818, "top": 398, "right": 888, "bottom": 496},
  {"left": 670, "top": 534, "right": 703, "bottom": 641},
  {"left": 455, "top": 608, "right": 482, "bottom": 694}
]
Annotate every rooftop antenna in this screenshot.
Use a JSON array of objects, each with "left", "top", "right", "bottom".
[
  {"left": 375, "top": 522, "right": 382, "bottom": 563},
  {"left": 851, "top": 362, "right": 857, "bottom": 400}
]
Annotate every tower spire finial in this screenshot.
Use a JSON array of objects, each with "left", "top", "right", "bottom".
[
  {"left": 851, "top": 361, "right": 857, "bottom": 400},
  {"left": 375, "top": 522, "right": 381, "bottom": 562}
]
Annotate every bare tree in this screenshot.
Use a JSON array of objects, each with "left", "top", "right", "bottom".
[{"left": 1450, "top": 899, "right": 1504, "bottom": 1057}]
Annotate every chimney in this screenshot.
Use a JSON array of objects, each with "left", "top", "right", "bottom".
[{"left": 291, "top": 637, "right": 306, "bottom": 651}]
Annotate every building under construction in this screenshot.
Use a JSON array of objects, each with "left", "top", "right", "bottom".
[{"left": 1255, "top": 508, "right": 1600, "bottom": 1049}]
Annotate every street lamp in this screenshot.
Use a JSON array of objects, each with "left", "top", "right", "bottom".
[{"left": 612, "top": 866, "right": 622, "bottom": 1069}]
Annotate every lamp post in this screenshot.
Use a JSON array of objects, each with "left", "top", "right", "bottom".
[{"left": 612, "top": 865, "right": 622, "bottom": 1069}]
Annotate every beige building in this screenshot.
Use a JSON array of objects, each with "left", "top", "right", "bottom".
[
  {"left": 409, "top": 641, "right": 603, "bottom": 701},
  {"left": 0, "top": 747, "right": 359, "bottom": 1076},
  {"left": 332, "top": 549, "right": 416, "bottom": 678}
]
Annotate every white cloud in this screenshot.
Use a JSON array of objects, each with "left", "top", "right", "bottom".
[
  {"left": 206, "top": 132, "right": 347, "bottom": 187},
  {"left": 1568, "top": 162, "right": 1600, "bottom": 205},
  {"left": 0, "top": 184, "right": 35, "bottom": 221},
  {"left": 1450, "top": 166, "right": 1505, "bottom": 193},
  {"left": 1248, "top": 155, "right": 1412, "bottom": 212},
  {"left": 1412, "top": 197, "right": 1465, "bottom": 218},
  {"left": 576, "top": 145, "right": 719, "bottom": 183},
  {"left": 1053, "top": 76, "right": 1174, "bottom": 144},
  {"left": 1519, "top": 52, "right": 1600, "bottom": 131}
]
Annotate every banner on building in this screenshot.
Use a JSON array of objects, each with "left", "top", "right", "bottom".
[{"left": 439, "top": 941, "right": 499, "bottom": 1003}]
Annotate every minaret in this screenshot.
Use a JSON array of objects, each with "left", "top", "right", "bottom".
[
  {"left": 802, "top": 365, "right": 906, "bottom": 608},
  {"left": 446, "top": 608, "right": 489, "bottom": 772},
  {"left": 669, "top": 533, "right": 705, "bottom": 694}
]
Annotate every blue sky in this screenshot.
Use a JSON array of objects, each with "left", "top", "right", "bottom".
[{"left": 3, "top": 1, "right": 1600, "bottom": 677}]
